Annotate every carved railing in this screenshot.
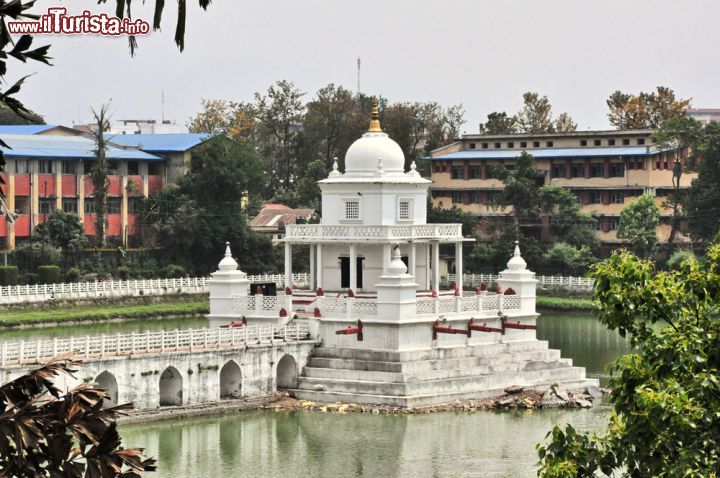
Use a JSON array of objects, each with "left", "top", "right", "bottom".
[
  {"left": 0, "top": 323, "right": 313, "bottom": 366},
  {"left": 285, "top": 224, "right": 463, "bottom": 241}
]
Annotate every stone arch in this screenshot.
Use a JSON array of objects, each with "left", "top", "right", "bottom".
[
  {"left": 219, "top": 360, "right": 243, "bottom": 399},
  {"left": 276, "top": 354, "right": 298, "bottom": 390},
  {"left": 159, "top": 366, "right": 183, "bottom": 406},
  {"left": 94, "top": 371, "right": 118, "bottom": 408}
]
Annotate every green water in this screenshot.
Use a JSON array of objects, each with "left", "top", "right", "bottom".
[
  {"left": 121, "top": 312, "right": 629, "bottom": 478},
  {"left": 0, "top": 316, "right": 209, "bottom": 342}
]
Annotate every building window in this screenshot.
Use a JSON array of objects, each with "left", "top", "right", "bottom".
[
  {"left": 494, "top": 142, "right": 501, "bottom": 149},
  {"left": 637, "top": 138, "right": 646, "bottom": 145},
  {"left": 622, "top": 138, "right": 630, "bottom": 146},
  {"left": 469, "top": 143, "right": 476, "bottom": 150},
  {"left": 62, "top": 161, "right": 77, "bottom": 175},
  {"left": 128, "top": 197, "right": 145, "bottom": 214},
  {"left": 551, "top": 164, "right": 566, "bottom": 179},
  {"left": 608, "top": 139, "right": 616, "bottom": 146},
  {"left": 441, "top": 165, "right": 447, "bottom": 173},
  {"left": 481, "top": 143, "right": 488, "bottom": 149},
  {"left": 571, "top": 163, "right": 585, "bottom": 178},
  {"left": 84, "top": 198, "right": 96, "bottom": 214},
  {"left": 580, "top": 140, "right": 587, "bottom": 147},
  {"left": 14, "top": 159, "right": 29, "bottom": 173},
  {"left": 592, "top": 220, "right": 602, "bottom": 231},
  {"left": 520, "top": 141, "right": 527, "bottom": 148},
  {"left": 451, "top": 166, "right": 464, "bottom": 180},
  {"left": 468, "top": 165, "right": 481, "bottom": 179},
  {"left": 594, "top": 139, "right": 602, "bottom": 146},
  {"left": 38, "top": 160, "right": 53, "bottom": 174},
  {"left": 148, "top": 163, "right": 161, "bottom": 175},
  {"left": 451, "top": 192, "right": 463, "bottom": 204},
  {"left": 344, "top": 200, "right": 360, "bottom": 220},
  {"left": 470, "top": 191, "right": 482, "bottom": 204},
  {"left": 107, "top": 198, "right": 121, "bottom": 214},
  {"left": 609, "top": 217, "right": 620, "bottom": 230},
  {"left": 398, "top": 199, "right": 412, "bottom": 221},
  {"left": 39, "top": 198, "right": 55, "bottom": 215},
  {"left": 61, "top": 198, "right": 78, "bottom": 213},
  {"left": 546, "top": 141, "right": 554, "bottom": 147},
  {"left": 591, "top": 191, "right": 603, "bottom": 204},
  {"left": 507, "top": 142, "right": 514, "bottom": 148},
  {"left": 609, "top": 163, "right": 625, "bottom": 177},
  {"left": 590, "top": 163, "right": 604, "bottom": 177},
  {"left": 533, "top": 141, "right": 540, "bottom": 148},
  {"left": 127, "top": 161, "right": 140, "bottom": 175},
  {"left": 609, "top": 191, "right": 624, "bottom": 204}
]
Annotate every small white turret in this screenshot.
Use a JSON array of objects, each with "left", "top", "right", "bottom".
[
  {"left": 218, "top": 242, "right": 239, "bottom": 271},
  {"left": 498, "top": 241, "right": 537, "bottom": 316},
  {"left": 207, "top": 241, "right": 250, "bottom": 322}
]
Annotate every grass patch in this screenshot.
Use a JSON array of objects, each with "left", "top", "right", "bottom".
[
  {"left": 0, "top": 299, "right": 209, "bottom": 328},
  {"left": 536, "top": 295, "right": 594, "bottom": 312}
]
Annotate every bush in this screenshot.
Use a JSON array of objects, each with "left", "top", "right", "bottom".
[
  {"left": 23, "top": 273, "right": 39, "bottom": 285},
  {"left": 38, "top": 265, "right": 61, "bottom": 284},
  {"left": 117, "top": 266, "right": 130, "bottom": 280},
  {"left": 163, "top": 264, "right": 186, "bottom": 278},
  {"left": 0, "top": 266, "right": 19, "bottom": 286},
  {"left": 64, "top": 267, "right": 81, "bottom": 283},
  {"left": 666, "top": 250, "right": 695, "bottom": 270}
]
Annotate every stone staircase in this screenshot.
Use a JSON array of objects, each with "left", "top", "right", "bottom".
[{"left": 289, "top": 340, "right": 597, "bottom": 408}]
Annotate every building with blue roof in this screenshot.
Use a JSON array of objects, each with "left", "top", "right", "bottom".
[
  {"left": 429, "top": 129, "right": 692, "bottom": 248},
  {"left": 0, "top": 128, "right": 213, "bottom": 250}
]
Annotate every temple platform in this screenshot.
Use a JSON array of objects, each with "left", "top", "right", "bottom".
[{"left": 289, "top": 340, "right": 597, "bottom": 408}]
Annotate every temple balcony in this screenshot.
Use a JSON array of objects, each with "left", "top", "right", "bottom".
[{"left": 283, "top": 224, "right": 463, "bottom": 243}]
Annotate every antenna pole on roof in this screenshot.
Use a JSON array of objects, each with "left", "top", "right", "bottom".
[{"left": 161, "top": 88, "right": 165, "bottom": 124}]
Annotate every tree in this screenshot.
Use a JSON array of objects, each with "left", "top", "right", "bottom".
[
  {"left": 538, "top": 186, "right": 599, "bottom": 251},
  {"left": 516, "top": 92, "right": 554, "bottom": 133},
  {"left": 90, "top": 104, "right": 112, "bottom": 247},
  {"left": 0, "top": 355, "right": 155, "bottom": 476},
  {"left": 490, "top": 151, "right": 544, "bottom": 237},
  {"left": 652, "top": 116, "right": 703, "bottom": 248},
  {"left": 553, "top": 112, "right": 577, "bottom": 132},
  {"left": 538, "top": 245, "right": 720, "bottom": 477},
  {"left": 606, "top": 86, "right": 691, "bottom": 130},
  {"left": 254, "top": 80, "right": 306, "bottom": 192},
  {"left": 685, "top": 121, "right": 720, "bottom": 242},
  {"left": 617, "top": 194, "right": 660, "bottom": 258},
  {"left": 143, "top": 137, "right": 273, "bottom": 274},
  {"left": 541, "top": 242, "right": 595, "bottom": 276},
  {"left": 0, "top": 105, "right": 44, "bottom": 125},
  {"left": 187, "top": 99, "right": 256, "bottom": 141},
  {"left": 479, "top": 111, "right": 517, "bottom": 135},
  {"left": 34, "top": 209, "right": 87, "bottom": 265}
]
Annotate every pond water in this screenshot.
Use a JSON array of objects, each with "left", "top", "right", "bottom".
[{"left": 120, "top": 312, "right": 630, "bottom": 478}]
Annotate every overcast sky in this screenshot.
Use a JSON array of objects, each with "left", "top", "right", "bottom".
[{"left": 12, "top": 0, "right": 720, "bottom": 133}]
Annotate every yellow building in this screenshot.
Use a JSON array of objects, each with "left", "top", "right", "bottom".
[{"left": 429, "top": 130, "right": 693, "bottom": 245}]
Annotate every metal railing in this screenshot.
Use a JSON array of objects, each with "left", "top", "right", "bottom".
[{"left": 0, "top": 323, "right": 313, "bottom": 366}]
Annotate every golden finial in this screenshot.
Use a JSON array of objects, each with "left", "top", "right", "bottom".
[{"left": 368, "top": 97, "right": 382, "bottom": 132}]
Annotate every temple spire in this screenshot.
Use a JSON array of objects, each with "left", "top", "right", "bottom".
[{"left": 368, "top": 97, "right": 382, "bottom": 132}]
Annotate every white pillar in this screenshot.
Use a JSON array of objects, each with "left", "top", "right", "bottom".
[
  {"left": 284, "top": 242, "right": 292, "bottom": 289},
  {"left": 455, "top": 241, "right": 463, "bottom": 292},
  {"left": 382, "top": 244, "right": 392, "bottom": 275},
  {"left": 425, "top": 243, "right": 431, "bottom": 290},
  {"left": 349, "top": 244, "right": 357, "bottom": 292},
  {"left": 316, "top": 244, "right": 323, "bottom": 289},
  {"left": 432, "top": 241, "right": 440, "bottom": 291},
  {"left": 309, "top": 245, "right": 316, "bottom": 290},
  {"left": 409, "top": 243, "right": 417, "bottom": 279}
]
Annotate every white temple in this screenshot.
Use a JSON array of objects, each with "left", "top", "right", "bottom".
[{"left": 208, "top": 101, "right": 597, "bottom": 407}]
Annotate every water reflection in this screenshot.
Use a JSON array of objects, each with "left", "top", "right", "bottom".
[
  {"left": 537, "top": 313, "right": 631, "bottom": 386},
  {"left": 123, "top": 406, "right": 612, "bottom": 478}
]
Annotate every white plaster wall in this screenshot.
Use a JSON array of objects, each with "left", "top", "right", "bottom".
[
  {"left": 320, "top": 183, "right": 429, "bottom": 226},
  {"left": 0, "top": 343, "right": 316, "bottom": 411}
]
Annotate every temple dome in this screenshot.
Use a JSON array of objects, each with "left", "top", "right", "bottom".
[
  {"left": 343, "top": 98, "right": 405, "bottom": 176},
  {"left": 345, "top": 132, "right": 405, "bottom": 175}
]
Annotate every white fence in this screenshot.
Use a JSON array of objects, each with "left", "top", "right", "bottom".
[
  {"left": 0, "top": 273, "right": 312, "bottom": 305},
  {"left": 0, "top": 322, "right": 313, "bottom": 366},
  {"left": 448, "top": 274, "right": 595, "bottom": 291}
]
